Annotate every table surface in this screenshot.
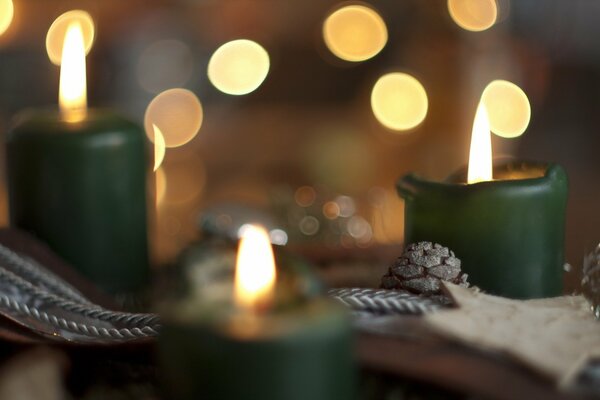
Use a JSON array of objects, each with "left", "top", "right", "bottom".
[{"left": 0, "top": 228, "right": 587, "bottom": 400}]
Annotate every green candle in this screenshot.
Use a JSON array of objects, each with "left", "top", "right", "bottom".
[
  {"left": 6, "top": 111, "right": 149, "bottom": 293},
  {"left": 160, "top": 301, "right": 354, "bottom": 400},
  {"left": 159, "top": 226, "right": 355, "bottom": 400},
  {"left": 397, "top": 160, "right": 568, "bottom": 299},
  {"left": 5, "top": 21, "right": 149, "bottom": 293}
]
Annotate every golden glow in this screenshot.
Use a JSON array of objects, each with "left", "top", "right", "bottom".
[
  {"left": 371, "top": 72, "right": 428, "bottom": 131},
  {"left": 323, "top": 4, "right": 387, "bottom": 62},
  {"left": 46, "top": 10, "right": 95, "bottom": 65},
  {"left": 155, "top": 167, "right": 167, "bottom": 207},
  {"left": 369, "top": 189, "right": 404, "bottom": 244},
  {"left": 137, "top": 40, "right": 194, "bottom": 94},
  {"left": 208, "top": 39, "right": 270, "bottom": 95},
  {"left": 162, "top": 154, "right": 206, "bottom": 205},
  {"left": 59, "top": 22, "right": 87, "bottom": 123},
  {"left": 482, "top": 80, "right": 531, "bottom": 138},
  {"left": 467, "top": 103, "right": 493, "bottom": 184},
  {"left": 144, "top": 89, "right": 203, "bottom": 148},
  {"left": 448, "top": 0, "right": 497, "bottom": 32},
  {"left": 234, "top": 225, "right": 277, "bottom": 312},
  {"left": 153, "top": 124, "right": 166, "bottom": 171},
  {"left": 0, "top": 0, "right": 14, "bottom": 36}
]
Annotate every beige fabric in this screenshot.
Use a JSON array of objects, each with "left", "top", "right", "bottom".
[
  {"left": 0, "top": 348, "right": 67, "bottom": 400},
  {"left": 425, "top": 283, "right": 600, "bottom": 386}
]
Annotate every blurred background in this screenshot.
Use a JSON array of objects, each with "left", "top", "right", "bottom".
[{"left": 0, "top": 0, "right": 597, "bottom": 292}]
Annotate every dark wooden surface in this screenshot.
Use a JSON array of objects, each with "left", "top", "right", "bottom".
[
  {"left": 0, "top": 228, "right": 587, "bottom": 399},
  {"left": 358, "top": 333, "right": 581, "bottom": 400}
]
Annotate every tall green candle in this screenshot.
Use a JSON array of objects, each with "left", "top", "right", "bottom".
[
  {"left": 7, "top": 111, "right": 149, "bottom": 293},
  {"left": 398, "top": 160, "right": 568, "bottom": 299},
  {"left": 5, "top": 21, "right": 149, "bottom": 293}
]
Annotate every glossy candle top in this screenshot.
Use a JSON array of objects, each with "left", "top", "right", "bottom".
[
  {"left": 8, "top": 109, "right": 143, "bottom": 141},
  {"left": 448, "top": 160, "right": 548, "bottom": 184},
  {"left": 398, "top": 160, "right": 564, "bottom": 199}
]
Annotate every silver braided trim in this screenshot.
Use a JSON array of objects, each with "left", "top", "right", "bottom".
[
  {"left": 0, "top": 247, "right": 160, "bottom": 341},
  {"left": 0, "top": 243, "right": 90, "bottom": 304},
  {"left": 0, "top": 265, "right": 160, "bottom": 328},
  {"left": 0, "top": 294, "right": 159, "bottom": 339},
  {"left": 0, "top": 241, "right": 446, "bottom": 342},
  {"left": 327, "top": 288, "right": 445, "bottom": 315}
]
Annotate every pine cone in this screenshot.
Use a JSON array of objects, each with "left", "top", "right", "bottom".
[
  {"left": 381, "top": 242, "right": 469, "bottom": 296},
  {"left": 582, "top": 245, "right": 600, "bottom": 318}
]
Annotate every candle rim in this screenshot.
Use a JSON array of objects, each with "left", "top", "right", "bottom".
[
  {"left": 446, "top": 159, "right": 547, "bottom": 184},
  {"left": 9, "top": 108, "right": 140, "bottom": 136},
  {"left": 397, "top": 160, "right": 567, "bottom": 194},
  {"left": 162, "top": 297, "right": 349, "bottom": 341}
]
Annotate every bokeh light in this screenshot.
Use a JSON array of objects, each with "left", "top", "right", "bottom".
[
  {"left": 294, "top": 186, "right": 316, "bottom": 207},
  {"left": 322, "top": 201, "right": 340, "bottom": 220},
  {"left": 482, "top": 79, "right": 531, "bottom": 138},
  {"left": 448, "top": 0, "right": 497, "bottom": 32},
  {"left": 46, "top": 10, "right": 95, "bottom": 65},
  {"left": 137, "top": 40, "right": 194, "bottom": 94},
  {"left": 0, "top": 0, "right": 14, "bottom": 37},
  {"left": 208, "top": 39, "right": 270, "bottom": 95},
  {"left": 269, "top": 229, "right": 288, "bottom": 246},
  {"left": 371, "top": 72, "right": 428, "bottom": 131},
  {"left": 153, "top": 124, "right": 166, "bottom": 171},
  {"left": 299, "top": 216, "right": 320, "bottom": 236},
  {"left": 144, "top": 88, "right": 203, "bottom": 148},
  {"left": 335, "top": 195, "right": 356, "bottom": 218},
  {"left": 323, "top": 4, "right": 388, "bottom": 62},
  {"left": 347, "top": 216, "right": 372, "bottom": 244}
]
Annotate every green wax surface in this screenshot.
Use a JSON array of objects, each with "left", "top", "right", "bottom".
[
  {"left": 6, "top": 110, "right": 149, "bottom": 293},
  {"left": 159, "top": 301, "right": 356, "bottom": 400},
  {"left": 397, "top": 161, "right": 568, "bottom": 299}
]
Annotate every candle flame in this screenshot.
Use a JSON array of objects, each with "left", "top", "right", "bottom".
[
  {"left": 153, "top": 124, "right": 166, "bottom": 171},
  {"left": 234, "top": 225, "right": 276, "bottom": 312},
  {"left": 0, "top": 0, "right": 14, "bottom": 37},
  {"left": 155, "top": 166, "right": 167, "bottom": 207},
  {"left": 59, "top": 21, "right": 87, "bottom": 123},
  {"left": 467, "top": 103, "right": 493, "bottom": 184}
]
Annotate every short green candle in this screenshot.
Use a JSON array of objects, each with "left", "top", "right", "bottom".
[
  {"left": 159, "top": 227, "right": 356, "bottom": 400},
  {"left": 397, "top": 161, "right": 568, "bottom": 299},
  {"left": 160, "top": 301, "right": 355, "bottom": 400},
  {"left": 6, "top": 110, "right": 149, "bottom": 293}
]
